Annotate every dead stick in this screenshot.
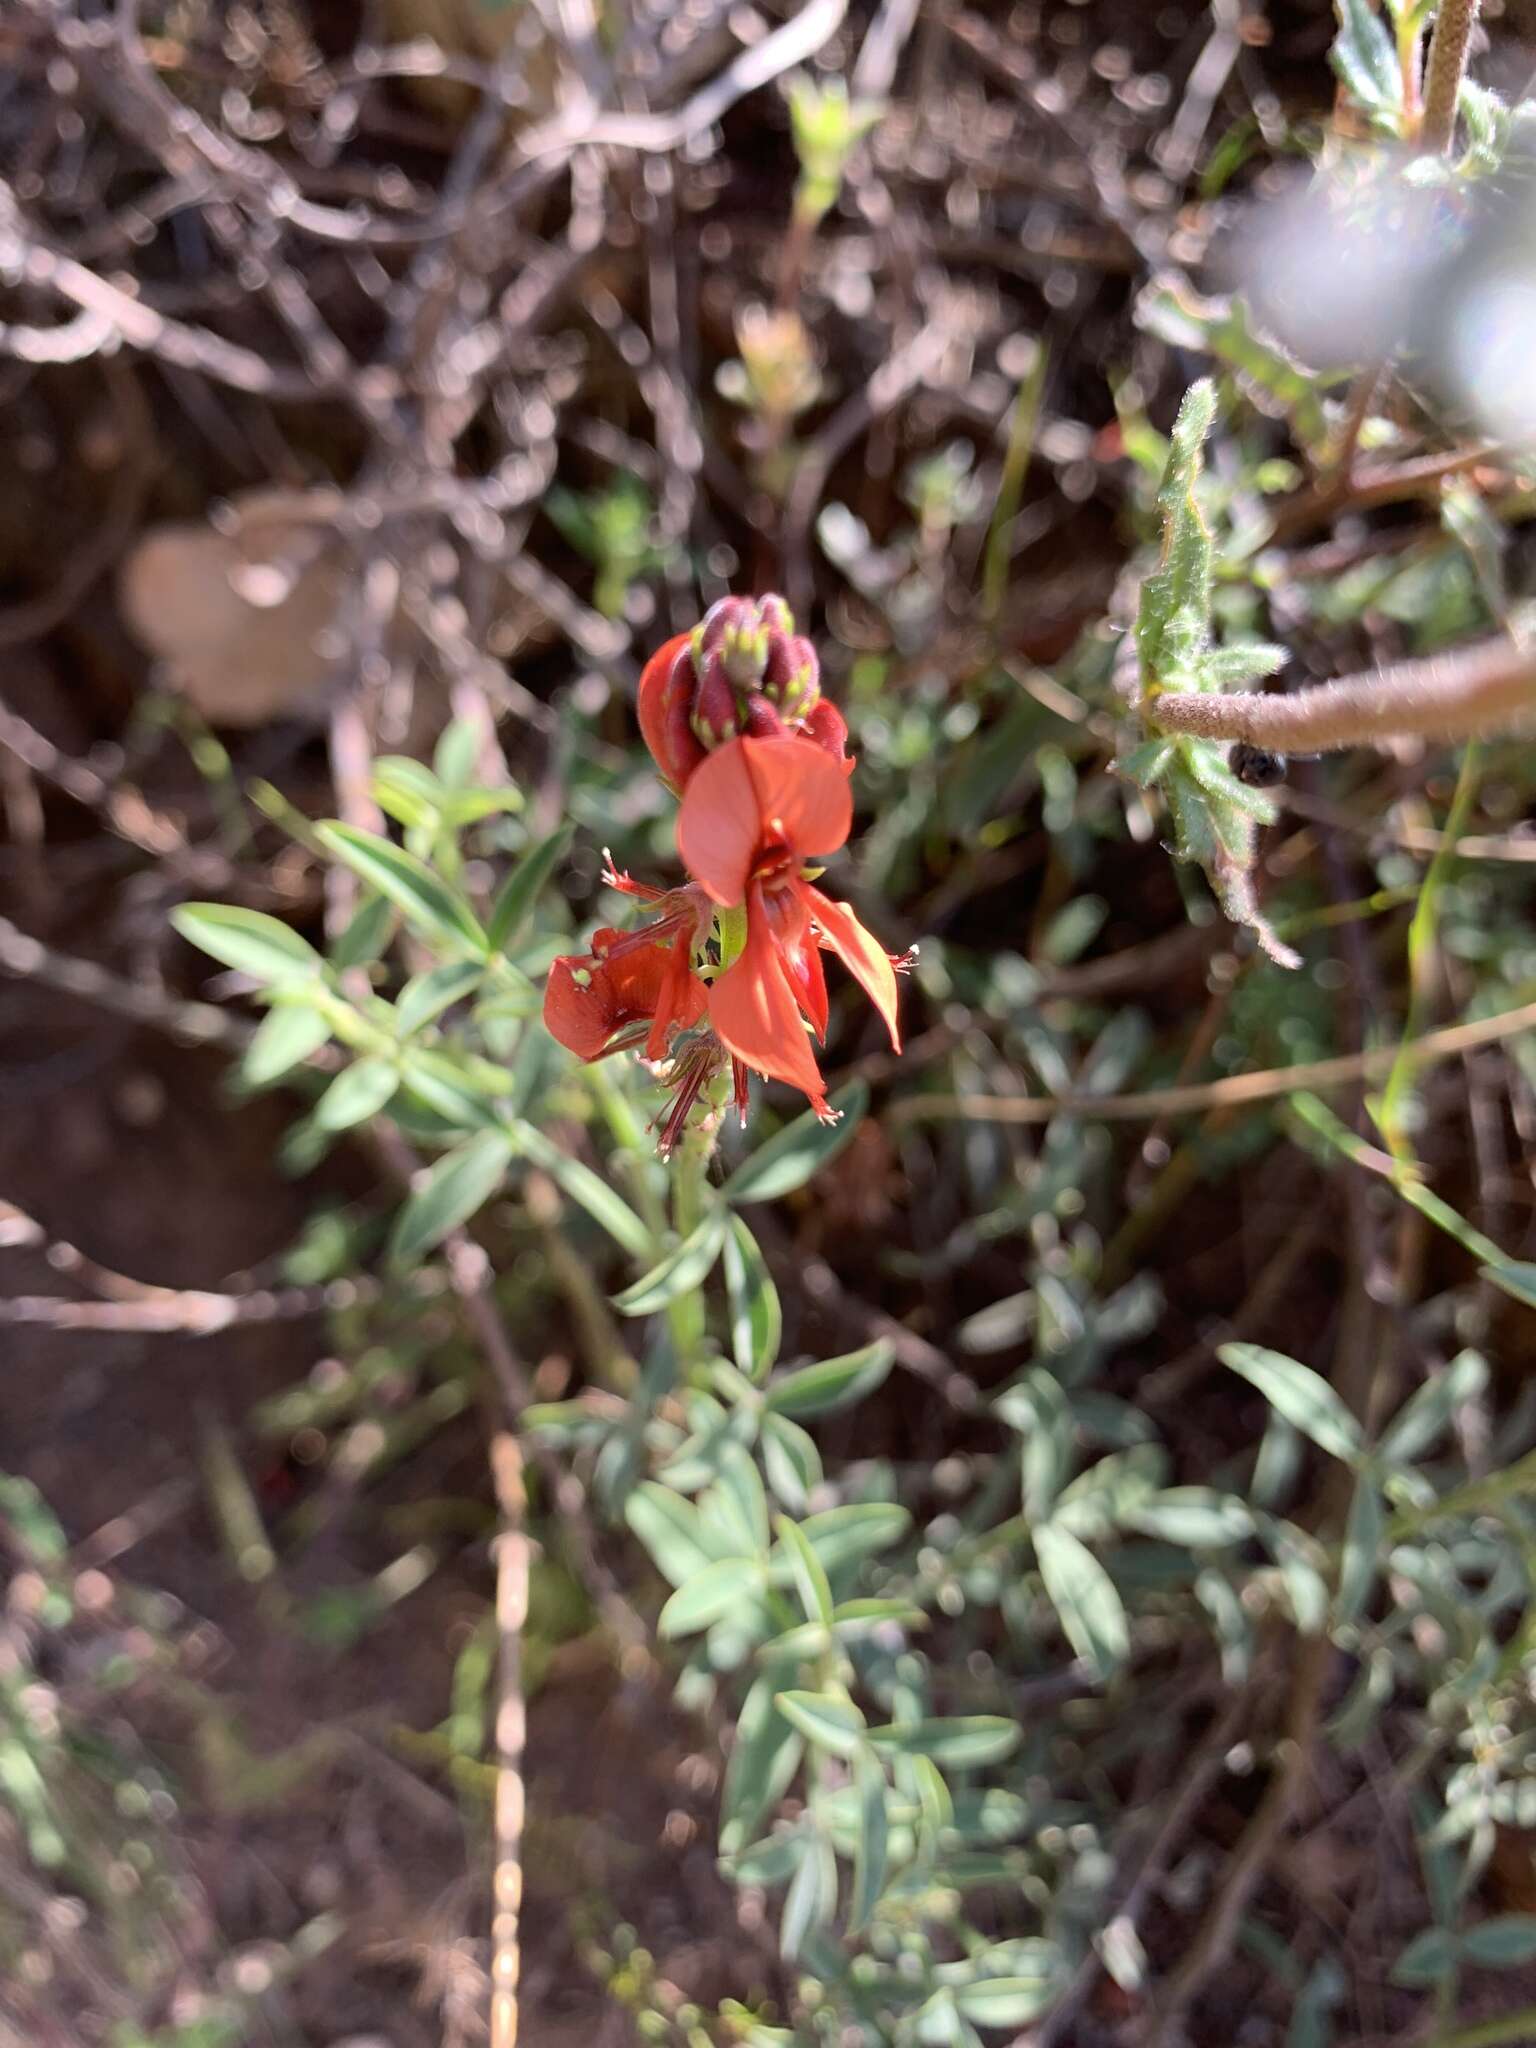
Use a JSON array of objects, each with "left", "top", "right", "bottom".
[
  {"left": 1148, "top": 638, "right": 1534, "bottom": 752},
  {"left": 1421, "top": 0, "right": 1480, "bottom": 155}
]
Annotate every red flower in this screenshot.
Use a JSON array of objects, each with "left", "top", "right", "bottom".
[
  {"left": 677, "top": 735, "right": 900, "bottom": 1116},
  {"left": 544, "top": 912, "right": 706, "bottom": 1064}
]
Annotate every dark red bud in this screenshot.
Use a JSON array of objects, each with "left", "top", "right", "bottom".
[
  {"left": 691, "top": 651, "right": 741, "bottom": 746},
  {"left": 761, "top": 632, "right": 820, "bottom": 719},
  {"left": 741, "top": 692, "right": 790, "bottom": 738}
]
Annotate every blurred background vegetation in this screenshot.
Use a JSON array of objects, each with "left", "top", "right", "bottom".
[{"left": 3, "top": 2, "right": 1536, "bottom": 2045}]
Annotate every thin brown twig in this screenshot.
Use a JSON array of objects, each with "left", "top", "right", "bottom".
[
  {"left": 891, "top": 994, "right": 1536, "bottom": 1125},
  {"left": 0, "top": 1197, "right": 380, "bottom": 1330},
  {"left": 1147, "top": 636, "right": 1535, "bottom": 752},
  {"left": 1421, "top": 0, "right": 1481, "bottom": 155}
]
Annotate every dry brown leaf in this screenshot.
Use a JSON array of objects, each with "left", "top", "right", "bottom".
[{"left": 119, "top": 489, "right": 354, "bottom": 728}]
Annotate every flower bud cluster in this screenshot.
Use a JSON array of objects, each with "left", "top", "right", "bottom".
[{"left": 637, "top": 593, "right": 849, "bottom": 794}]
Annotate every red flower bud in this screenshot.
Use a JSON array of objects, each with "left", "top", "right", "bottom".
[
  {"left": 637, "top": 632, "right": 706, "bottom": 796},
  {"left": 635, "top": 595, "right": 848, "bottom": 790}
]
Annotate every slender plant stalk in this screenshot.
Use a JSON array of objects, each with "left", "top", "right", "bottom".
[
  {"left": 1376, "top": 742, "right": 1482, "bottom": 1159},
  {"left": 1147, "top": 638, "right": 1535, "bottom": 752},
  {"left": 1420, "top": 0, "right": 1481, "bottom": 155},
  {"left": 490, "top": 1429, "right": 529, "bottom": 2048}
]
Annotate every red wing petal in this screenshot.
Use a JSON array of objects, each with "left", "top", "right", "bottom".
[
  {"left": 802, "top": 885, "right": 902, "bottom": 1052},
  {"left": 543, "top": 951, "right": 620, "bottom": 1060},
  {"left": 739, "top": 735, "right": 853, "bottom": 860},
  {"left": 636, "top": 632, "right": 705, "bottom": 793},
  {"left": 708, "top": 898, "right": 828, "bottom": 1109},
  {"left": 676, "top": 739, "right": 762, "bottom": 906}
]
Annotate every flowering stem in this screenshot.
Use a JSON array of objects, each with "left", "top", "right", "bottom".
[
  {"left": 1146, "top": 637, "right": 1535, "bottom": 752},
  {"left": 1420, "top": 0, "right": 1480, "bottom": 155}
]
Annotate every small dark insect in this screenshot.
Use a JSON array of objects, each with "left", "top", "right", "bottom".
[{"left": 1231, "top": 742, "right": 1287, "bottom": 788}]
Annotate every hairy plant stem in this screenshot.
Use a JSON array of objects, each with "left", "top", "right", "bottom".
[
  {"left": 1146, "top": 638, "right": 1535, "bottom": 752},
  {"left": 1420, "top": 0, "right": 1480, "bottom": 155}
]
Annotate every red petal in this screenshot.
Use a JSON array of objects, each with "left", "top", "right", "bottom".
[
  {"left": 676, "top": 738, "right": 762, "bottom": 906},
  {"left": 677, "top": 735, "right": 854, "bottom": 906},
  {"left": 644, "top": 935, "right": 708, "bottom": 1060},
  {"left": 636, "top": 632, "right": 705, "bottom": 794},
  {"left": 740, "top": 735, "right": 852, "bottom": 861},
  {"left": 762, "top": 880, "right": 828, "bottom": 1042},
  {"left": 709, "top": 896, "right": 828, "bottom": 1109},
  {"left": 543, "top": 950, "right": 621, "bottom": 1060},
  {"left": 802, "top": 885, "right": 902, "bottom": 1052}
]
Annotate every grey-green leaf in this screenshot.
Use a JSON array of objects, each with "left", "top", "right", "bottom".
[
  {"left": 172, "top": 903, "right": 323, "bottom": 987},
  {"left": 849, "top": 1749, "right": 889, "bottom": 1935},
  {"left": 774, "top": 1689, "right": 866, "bottom": 1760},
  {"left": 775, "top": 1515, "right": 834, "bottom": 1628},
  {"left": 315, "top": 822, "right": 488, "bottom": 957},
  {"left": 241, "top": 1002, "right": 332, "bottom": 1086},
  {"left": 719, "top": 1675, "right": 804, "bottom": 1857},
  {"left": 611, "top": 1208, "right": 727, "bottom": 1316},
  {"left": 1219, "top": 1343, "right": 1363, "bottom": 1464},
  {"left": 659, "top": 1557, "right": 763, "bottom": 1638},
  {"left": 1335, "top": 1470, "right": 1384, "bottom": 1626},
  {"left": 313, "top": 1056, "right": 399, "bottom": 1132},
  {"left": 865, "top": 1716, "right": 1021, "bottom": 1769},
  {"left": 394, "top": 960, "right": 485, "bottom": 1038},
  {"left": 1035, "top": 1523, "right": 1129, "bottom": 1681},
  {"left": 487, "top": 825, "right": 571, "bottom": 955},
  {"left": 721, "top": 1080, "right": 869, "bottom": 1204},
  {"left": 764, "top": 1339, "right": 893, "bottom": 1420},
  {"left": 387, "top": 1127, "right": 515, "bottom": 1267},
  {"left": 723, "top": 1215, "right": 782, "bottom": 1382},
  {"left": 505, "top": 1119, "right": 653, "bottom": 1259}
]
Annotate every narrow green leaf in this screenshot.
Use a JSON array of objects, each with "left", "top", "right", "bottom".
[
  {"left": 241, "top": 1002, "right": 332, "bottom": 1086},
  {"left": 865, "top": 1716, "right": 1020, "bottom": 1769},
  {"left": 505, "top": 1119, "right": 653, "bottom": 1259},
  {"left": 720, "top": 1674, "right": 804, "bottom": 1856},
  {"left": 1035, "top": 1523, "right": 1129, "bottom": 1681},
  {"left": 313, "top": 1056, "right": 399, "bottom": 1132},
  {"left": 1462, "top": 1916, "right": 1536, "bottom": 1967},
  {"left": 1487, "top": 1261, "right": 1536, "bottom": 1311},
  {"left": 659, "top": 1557, "right": 763, "bottom": 1637},
  {"left": 721, "top": 1080, "right": 869, "bottom": 1204},
  {"left": 955, "top": 1979, "right": 1058, "bottom": 2028},
  {"left": 172, "top": 903, "right": 322, "bottom": 987},
  {"left": 1378, "top": 1350, "right": 1488, "bottom": 1468},
  {"left": 328, "top": 890, "right": 395, "bottom": 970},
  {"left": 849, "top": 1749, "right": 889, "bottom": 1934},
  {"left": 780, "top": 1830, "right": 836, "bottom": 1961},
  {"left": 761, "top": 1413, "right": 823, "bottom": 1513},
  {"left": 1219, "top": 1343, "right": 1363, "bottom": 1463},
  {"left": 611, "top": 1209, "right": 727, "bottom": 1316},
  {"left": 774, "top": 1690, "right": 866, "bottom": 1760},
  {"left": 1336, "top": 1469, "right": 1385, "bottom": 1626},
  {"left": 1390, "top": 1926, "right": 1460, "bottom": 1988},
  {"left": 624, "top": 1482, "right": 718, "bottom": 1588},
  {"left": 775, "top": 1515, "right": 834, "bottom": 1627},
  {"left": 784, "top": 1502, "right": 910, "bottom": 1578},
  {"left": 1129, "top": 1487, "right": 1252, "bottom": 1548},
  {"left": 723, "top": 1215, "right": 783, "bottom": 1381},
  {"left": 394, "top": 960, "right": 485, "bottom": 1038},
  {"left": 387, "top": 1127, "right": 514, "bottom": 1267},
  {"left": 315, "top": 822, "right": 488, "bottom": 957},
  {"left": 764, "top": 1339, "right": 894, "bottom": 1421},
  {"left": 487, "top": 825, "right": 571, "bottom": 955}
]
